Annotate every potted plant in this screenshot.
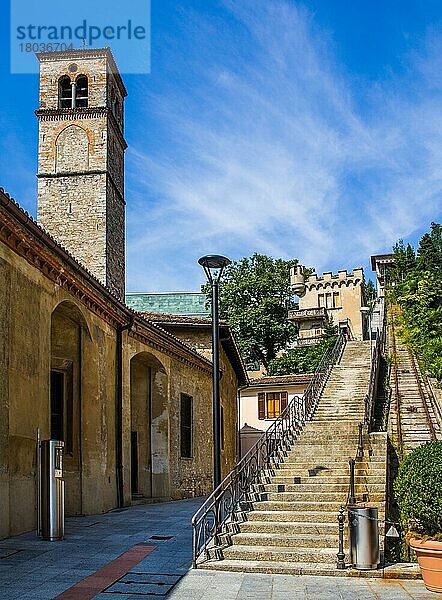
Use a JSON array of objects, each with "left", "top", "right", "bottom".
[{"left": 394, "top": 441, "right": 442, "bottom": 592}]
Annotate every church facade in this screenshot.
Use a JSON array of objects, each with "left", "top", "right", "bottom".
[{"left": 0, "top": 48, "right": 246, "bottom": 539}]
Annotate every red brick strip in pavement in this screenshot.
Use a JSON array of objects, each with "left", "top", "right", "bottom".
[{"left": 53, "top": 544, "right": 156, "bottom": 600}]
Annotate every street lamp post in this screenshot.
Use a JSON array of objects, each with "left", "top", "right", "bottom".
[{"left": 198, "top": 254, "right": 231, "bottom": 490}]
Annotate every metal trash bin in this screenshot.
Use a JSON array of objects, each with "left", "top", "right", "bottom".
[
  {"left": 348, "top": 506, "right": 380, "bottom": 570},
  {"left": 40, "top": 440, "right": 65, "bottom": 541}
]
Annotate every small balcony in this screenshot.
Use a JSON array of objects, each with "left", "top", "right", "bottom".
[
  {"left": 288, "top": 307, "right": 327, "bottom": 322},
  {"left": 292, "top": 336, "right": 323, "bottom": 347}
]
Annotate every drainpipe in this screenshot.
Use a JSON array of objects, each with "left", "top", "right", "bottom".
[
  {"left": 116, "top": 317, "right": 134, "bottom": 508},
  {"left": 237, "top": 384, "right": 248, "bottom": 461}
]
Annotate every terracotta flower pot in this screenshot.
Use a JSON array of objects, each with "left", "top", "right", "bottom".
[{"left": 409, "top": 538, "right": 442, "bottom": 593}]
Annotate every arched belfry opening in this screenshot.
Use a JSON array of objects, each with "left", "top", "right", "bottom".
[
  {"left": 129, "top": 352, "right": 169, "bottom": 500},
  {"left": 57, "top": 74, "right": 88, "bottom": 109},
  {"left": 58, "top": 75, "right": 72, "bottom": 108},
  {"left": 50, "top": 301, "right": 90, "bottom": 516},
  {"left": 75, "top": 75, "right": 88, "bottom": 107}
]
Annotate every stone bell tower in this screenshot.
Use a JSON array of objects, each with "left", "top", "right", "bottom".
[{"left": 36, "top": 48, "right": 127, "bottom": 300}]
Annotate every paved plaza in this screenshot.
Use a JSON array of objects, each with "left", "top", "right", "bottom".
[{"left": 0, "top": 498, "right": 438, "bottom": 599}]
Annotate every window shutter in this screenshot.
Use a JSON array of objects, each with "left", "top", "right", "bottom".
[
  {"left": 258, "top": 393, "right": 265, "bottom": 419},
  {"left": 281, "top": 391, "right": 288, "bottom": 413}
]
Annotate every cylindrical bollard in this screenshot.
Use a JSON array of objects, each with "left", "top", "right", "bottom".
[
  {"left": 40, "top": 440, "right": 65, "bottom": 541},
  {"left": 348, "top": 506, "right": 379, "bottom": 570}
]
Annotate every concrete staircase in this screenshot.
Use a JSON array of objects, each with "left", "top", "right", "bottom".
[{"left": 202, "top": 340, "right": 387, "bottom": 575}]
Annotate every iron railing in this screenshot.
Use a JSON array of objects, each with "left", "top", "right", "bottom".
[
  {"left": 364, "top": 302, "right": 387, "bottom": 430},
  {"left": 191, "top": 333, "right": 347, "bottom": 568}
]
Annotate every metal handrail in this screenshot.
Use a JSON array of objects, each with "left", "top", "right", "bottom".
[
  {"left": 364, "top": 303, "right": 387, "bottom": 430},
  {"left": 191, "top": 333, "right": 347, "bottom": 567}
]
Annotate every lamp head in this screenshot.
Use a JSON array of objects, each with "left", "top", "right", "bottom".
[{"left": 198, "top": 255, "right": 231, "bottom": 283}]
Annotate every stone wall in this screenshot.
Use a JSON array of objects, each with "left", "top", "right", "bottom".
[
  {"left": 0, "top": 196, "right": 240, "bottom": 538},
  {"left": 153, "top": 326, "right": 239, "bottom": 484}
]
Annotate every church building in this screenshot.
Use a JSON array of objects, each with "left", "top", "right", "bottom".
[{"left": 0, "top": 48, "right": 246, "bottom": 539}]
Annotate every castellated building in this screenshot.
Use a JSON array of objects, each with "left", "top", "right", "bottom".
[
  {"left": 36, "top": 48, "right": 126, "bottom": 300},
  {"left": 289, "top": 267, "right": 367, "bottom": 344}
]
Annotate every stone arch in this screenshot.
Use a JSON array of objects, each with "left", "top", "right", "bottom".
[
  {"left": 129, "top": 351, "right": 169, "bottom": 500},
  {"left": 50, "top": 300, "right": 90, "bottom": 516},
  {"left": 55, "top": 124, "right": 89, "bottom": 172}
]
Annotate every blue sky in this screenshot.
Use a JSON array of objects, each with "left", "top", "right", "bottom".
[{"left": 1, "top": 1, "right": 442, "bottom": 292}]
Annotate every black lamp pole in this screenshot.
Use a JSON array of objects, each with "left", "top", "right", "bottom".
[{"left": 198, "top": 254, "right": 231, "bottom": 490}]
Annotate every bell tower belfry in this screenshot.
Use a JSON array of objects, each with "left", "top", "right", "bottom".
[{"left": 36, "top": 48, "right": 127, "bottom": 300}]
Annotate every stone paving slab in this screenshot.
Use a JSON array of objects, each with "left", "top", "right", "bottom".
[
  {"left": 168, "top": 569, "right": 439, "bottom": 599},
  {"left": 0, "top": 497, "right": 437, "bottom": 599},
  {"left": 0, "top": 498, "right": 198, "bottom": 599}
]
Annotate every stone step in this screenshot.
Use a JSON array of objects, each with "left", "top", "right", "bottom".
[
  {"left": 269, "top": 475, "right": 385, "bottom": 485},
  {"left": 312, "top": 417, "right": 365, "bottom": 422},
  {"left": 286, "top": 450, "right": 370, "bottom": 459},
  {"left": 287, "top": 441, "right": 367, "bottom": 449},
  {"left": 198, "top": 558, "right": 382, "bottom": 577},
  {"left": 259, "top": 482, "right": 385, "bottom": 493},
  {"left": 260, "top": 491, "right": 385, "bottom": 502},
  {"left": 239, "top": 519, "right": 385, "bottom": 537},
  {"left": 222, "top": 543, "right": 337, "bottom": 564},
  {"left": 231, "top": 532, "right": 339, "bottom": 549},
  {"left": 273, "top": 468, "right": 384, "bottom": 478},
  {"left": 303, "top": 421, "right": 366, "bottom": 430},
  {"left": 239, "top": 520, "right": 341, "bottom": 536},
  {"left": 251, "top": 500, "right": 346, "bottom": 512},
  {"left": 294, "top": 434, "right": 361, "bottom": 442},
  {"left": 246, "top": 510, "right": 342, "bottom": 523},
  {"left": 277, "top": 459, "right": 383, "bottom": 467}
]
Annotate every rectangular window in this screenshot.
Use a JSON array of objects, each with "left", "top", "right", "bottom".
[
  {"left": 258, "top": 391, "right": 288, "bottom": 419},
  {"left": 50, "top": 371, "right": 64, "bottom": 441},
  {"left": 333, "top": 291, "right": 340, "bottom": 308},
  {"left": 180, "top": 394, "right": 193, "bottom": 458},
  {"left": 318, "top": 294, "right": 324, "bottom": 308},
  {"left": 325, "top": 292, "right": 332, "bottom": 308}
]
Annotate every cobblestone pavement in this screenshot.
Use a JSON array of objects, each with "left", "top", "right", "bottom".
[{"left": 0, "top": 497, "right": 438, "bottom": 599}]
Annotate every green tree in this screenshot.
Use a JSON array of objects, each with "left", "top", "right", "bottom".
[
  {"left": 205, "top": 254, "right": 299, "bottom": 369},
  {"left": 391, "top": 222, "right": 442, "bottom": 381},
  {"left": 392, "top": 240, "right": 416, "bottom": 284},
  {"left": 417, "top": 223, "right": 442, "bottom": 273},
  {"left": 365, "top": 279, "right": 376, "bottom": 302}
]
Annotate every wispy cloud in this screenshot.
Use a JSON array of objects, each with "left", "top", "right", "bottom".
[{"left": 126, "top": 0, "right": 442, "bottom": 291}]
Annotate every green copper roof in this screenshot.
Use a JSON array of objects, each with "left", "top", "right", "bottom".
[{"left": 125, "top": 292, "right": 210, "bottom": 317}]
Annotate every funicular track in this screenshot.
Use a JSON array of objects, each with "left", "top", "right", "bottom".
[{"left": 389, "top": 312, "right": 442, "bottom": 457}]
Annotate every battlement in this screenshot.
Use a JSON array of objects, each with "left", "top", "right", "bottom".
[{"left": 307, "top": 268, "right": 364, "bottom": 284}]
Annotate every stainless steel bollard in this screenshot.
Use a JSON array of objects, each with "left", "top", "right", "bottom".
[
  {"left": 40, "top": 440, "right": 65, "bottom": 541},
  {"left": 348, "top": 506, "right": 380, "bottom": 569}
]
